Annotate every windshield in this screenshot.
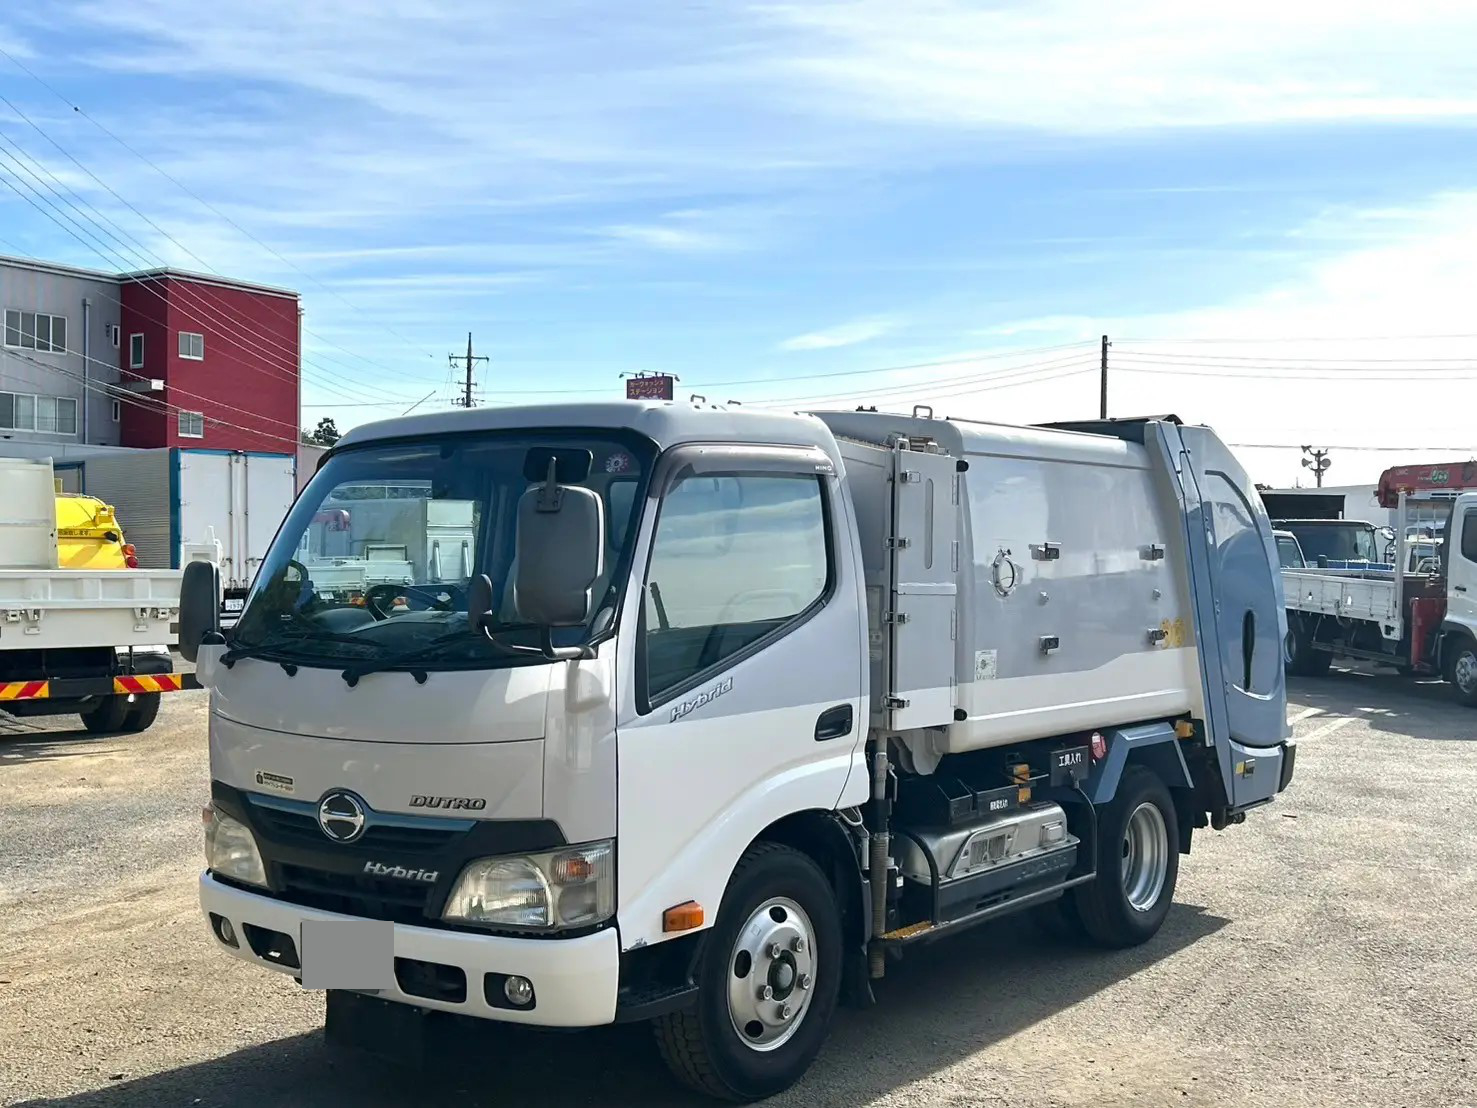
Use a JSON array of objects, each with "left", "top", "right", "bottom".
[
  {"left": 233, "top": 431, "right": 651, "bottom": 670},
  {"left": 1282, "top": 523, "right": 1379, "bottom": 564}
]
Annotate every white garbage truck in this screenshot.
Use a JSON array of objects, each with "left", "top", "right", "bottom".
[{"left": 181, "top": 402, "right": 1293, "bottom": 1101}]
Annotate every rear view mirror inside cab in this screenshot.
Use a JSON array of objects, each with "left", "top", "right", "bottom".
[{"left": 523, "top": 448, "right": 593, "bottom": 484}]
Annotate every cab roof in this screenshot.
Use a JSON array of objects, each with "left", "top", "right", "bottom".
[{"left": 335, "top": 401, "right": 839, "bottom": 459}]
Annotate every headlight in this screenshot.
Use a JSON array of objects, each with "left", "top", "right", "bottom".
[
  {"left": 203, "top": 802, "right": 268, "bottom": 888},
  {"left": 443, "top": 840, "right": 613, "bottom": 930}
]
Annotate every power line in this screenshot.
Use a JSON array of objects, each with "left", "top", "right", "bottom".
[
  {"left": 0, "top": 45, "right": 439, "bottom": 369},
  {"left": 4, "top": 345, "right": 308, "bottom": 451},
  {"left": 1231, "top": 442, "right": 1477, "bottom": 452},
  {"left": 0, "top": 131, "right": 420, "bottom": 405},
  {"left": 1117, "top": 348, "right": 1477, "bottom": 367},
  {"left": 1112, "top": 360, "right": 1477, "bottom": 382},
  {"left": 750, "top": 357, "right": 1095, "bottom": 408},
  {"left": 0, "top": 154, "right": 417, "bottom": 407}
]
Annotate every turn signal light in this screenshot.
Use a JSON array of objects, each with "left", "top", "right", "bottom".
[{"left": 663, "top": 901, "right": 704, "bottom": 933}]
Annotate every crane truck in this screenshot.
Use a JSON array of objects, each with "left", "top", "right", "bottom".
[{"left": 1282, "top": 459, "right": 1477, "bottom": 703}]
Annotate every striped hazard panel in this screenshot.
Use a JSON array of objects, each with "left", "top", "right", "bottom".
[
  {"left": 0, "top": 680, "right": 49, "bottom": 701},
  {"left": 113, "top": 674, "right": 185, "bottom": 695}
]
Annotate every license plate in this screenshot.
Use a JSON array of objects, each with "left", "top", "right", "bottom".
[
  {"left": 1050, "top": 745, "right": 1090, "bottom": 785},
  {"left": 222, "top": 598, "right": 244, "bottom": 612},
  {"left": 299, "top": 919, "right": 394, "bottom": 991}
]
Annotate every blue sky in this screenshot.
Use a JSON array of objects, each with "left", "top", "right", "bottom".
[{"left": 2, "top": 1, "right": 1476, "bottom": 485}]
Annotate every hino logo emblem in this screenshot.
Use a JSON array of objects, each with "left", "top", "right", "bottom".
[{"left": 317, "top": 791, "right": 368, "bottom": 844}]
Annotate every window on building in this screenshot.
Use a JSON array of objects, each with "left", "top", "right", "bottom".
[
  {"left": 4, "top": 309, "right": 68, "bottom": 353},
  {"left": 178, "top": 331, "right": 204, "bottom": 360},
  {"left": 0, "top": 391, "right": 78, "bottom": 434},
  {"left": 642, "top": 472, "right": 830, "bottom": 705},
  {"left": 129, "top": 333, "right": 145, "bottom": 368},
  {"left": 178, "top": 410, "right": 205, "bottom": 439},
  {"left": 108, "top": 324, "right": 120, "bottom": 349},
  {"left": 111, "top": 399, "right": 122, "bottom": 423}
]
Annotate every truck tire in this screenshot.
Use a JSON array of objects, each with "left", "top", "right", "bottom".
[
  {"left": 1070, "top": 767, "right": 1180, "bottom": 948},
  {"left": 80, "top": 696, "right": 130, "bottom": 734},
  {"left": 653, "top": 842, "right": 842, "bottom": 1102},
  {"left": 1444, "top": 639, "right": 1477, "bottom": 707},
  {"left": 119, "top": 694, "right": 161, "bottom": 733},
  {"left": 1284, "top": 613, "right": 1331, "bottom": 677}
]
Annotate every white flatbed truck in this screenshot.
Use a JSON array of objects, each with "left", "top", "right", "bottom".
[
  {"left": 181, "top": 403, "right": 1293, "bottom": 1100},
  {"left": 0, "top": 458, "right": 194, "bottom": 733}
]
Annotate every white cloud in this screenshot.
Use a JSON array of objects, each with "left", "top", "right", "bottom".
[
  {"left": 762, "top": 0, "right": 1477, "bottom": 132},
  {"left": 779, "top": 317, "right": 895, "bottom": 351}
]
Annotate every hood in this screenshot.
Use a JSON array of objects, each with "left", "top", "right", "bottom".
[{"left": 209, "top": 659, "right": 554, "bottom": 744}]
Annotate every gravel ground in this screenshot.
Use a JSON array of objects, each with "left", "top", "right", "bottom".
[{"left": 3, "top": 666, "right": 1475, "bottom": 1107}]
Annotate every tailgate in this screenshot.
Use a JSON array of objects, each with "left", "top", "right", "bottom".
[{"left": 0, "top": 569, "right": 180, "bottom": 649}]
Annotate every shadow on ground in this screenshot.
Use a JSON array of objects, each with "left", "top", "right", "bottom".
[
  {"left": 0, "top": 724, "right": 125, "bottom": 766},
  {"left": 1290, "top": 667, "right": 1477, "bottom": 741},
  {"left": 17, "top": 903, "right": 1228, "bottom": 1108}
]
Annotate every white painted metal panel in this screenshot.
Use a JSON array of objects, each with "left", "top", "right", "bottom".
[
  {"left": 0, "top": 568, "right": 179, "bottom": 647},
  {"left": 1282, "top": 568, "right": 1400, "bottom": 626},
  {"left": 887, "top": 444, "right": 959, "bottom": 731},
  {"left": 0, "top": 458, "right": 60, "bottom": 570},
  {"left": 177, "top": 452, "right": 295, "bottom": 591}
]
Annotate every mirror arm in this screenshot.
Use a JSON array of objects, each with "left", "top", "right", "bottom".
[{"left": 539, "top": 627, "right": 590, "bottom": 661}]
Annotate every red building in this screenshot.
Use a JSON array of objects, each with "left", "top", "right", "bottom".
[{"left": 117, "top": 269, "right": 300, "bottom": 453}]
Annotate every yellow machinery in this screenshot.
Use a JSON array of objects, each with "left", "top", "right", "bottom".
[{"left": 55, "top": 486, "right": 138, "bottom": 570}]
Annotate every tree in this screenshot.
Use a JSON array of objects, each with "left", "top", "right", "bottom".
[{"left": 305, "top": 417, "right": 341, "bottom": 446}]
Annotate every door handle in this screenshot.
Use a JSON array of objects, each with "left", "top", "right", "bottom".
[
  {"left": 1457, "top": 585, "right": 1468, "bottom": 592},
  {"left": 814, "top": 704, "right": 854, "bottom": 742}
]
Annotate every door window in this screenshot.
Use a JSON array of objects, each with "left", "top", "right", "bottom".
[
  {"left": 1462, "top": 509, "right": 1477, "bottom": 564},
  {"left": 643, "top": 473, "right": 829, "bottom": 705}
]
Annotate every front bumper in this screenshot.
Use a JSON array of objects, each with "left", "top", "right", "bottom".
[{"left": 199, "top": 873, "right": 620, "bottom": 1027}]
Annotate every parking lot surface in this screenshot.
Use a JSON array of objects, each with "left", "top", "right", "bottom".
[{"left": 3, "top": 668, "right": 1475, "bottom": 1107}]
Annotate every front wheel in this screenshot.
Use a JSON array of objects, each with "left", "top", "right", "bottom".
[
  {"left": 654, "top": 842, "right": 842, "bottom": 1102},
  {"left": 1070, "top": 766, "right": 1180, "bottom": 948},
  {"left": 1445, "top": 640, "right": 1477, "bottom": 707}
]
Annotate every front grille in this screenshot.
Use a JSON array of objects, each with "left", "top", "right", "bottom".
[
  {"left": 250, "top": 803, "right": 465, "bottom": 853},
  {"left": 276, "top": 864, "right": 433, "bottom": 925}
]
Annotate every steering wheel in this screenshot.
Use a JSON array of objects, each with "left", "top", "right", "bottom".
[{"left": 364, "top": 582, "right": 461, "bottom": 620}]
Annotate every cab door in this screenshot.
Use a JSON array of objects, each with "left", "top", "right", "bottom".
[
  {"left": 1445, "top": 494, "right": 1477, "bottom": 633},
  {"left": 613, "top": 444, "right": 868, "bottom": 951}
]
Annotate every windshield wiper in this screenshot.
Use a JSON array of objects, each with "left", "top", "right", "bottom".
[
  {"left": 223, "top": 627, "right": 387, "bottom": 673},
  {"left": 339, "top": 623, "right": 539, "bottom": 686}
]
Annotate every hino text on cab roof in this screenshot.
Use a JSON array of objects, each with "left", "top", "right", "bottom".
[{"left": 180, "top": 401, "right": 1294, "bottom": 1101}]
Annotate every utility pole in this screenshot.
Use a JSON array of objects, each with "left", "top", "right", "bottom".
[
  {"left": 1099, "top": 334, "right": 1110, "bottom": 419},
  {"left": 448, "top": 332, "right": 489, "bottom": 407},
  {"left": 1301, "top": 445, "right": 1332, "bottom": 488}
]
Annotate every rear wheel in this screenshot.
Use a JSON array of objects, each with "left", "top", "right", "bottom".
[
  {"left": 119, "top": 693, "right": 161, "bottom": 733},
  {"left": 1284, "top": 613, "right": 1332, "bottom": 677},
  {"left": 1071, "top": 767, "right": 1180, "bottom": 948},
  {"left": 654, "top": 842, "right": 842, "bottom": 1102},
  {"left": 1444, "top": 639, "right": 1477, "bottom": 707},
  {"left": 80, "top": 696, "right": 130, "bottom": 734}
]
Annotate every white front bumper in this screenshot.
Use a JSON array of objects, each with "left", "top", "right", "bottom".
[{"left": 199, "top": 873, "right": 620, "bottom": 1027}]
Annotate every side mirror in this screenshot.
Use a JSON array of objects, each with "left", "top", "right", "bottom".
[
  {"left": 179, "top": 559, "right": 221, "bottom": 662},
  {"left": 512, "top": 479, "right": 605, "bottom": 627}
]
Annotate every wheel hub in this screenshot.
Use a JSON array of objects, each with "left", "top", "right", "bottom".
[
  {"left": 1121, "top": 802, "right": 1169, "bottom": 913},
  {"left": 1456, "top": 652, "right": 1477, "bottom": 693},
  {"left": 726, "top": 897, "right": 817, "bottom": 1052}
]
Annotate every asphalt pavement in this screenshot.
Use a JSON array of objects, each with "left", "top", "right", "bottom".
[{"left": 2, "top": 666, "right": 1475, "bottom": 1107}]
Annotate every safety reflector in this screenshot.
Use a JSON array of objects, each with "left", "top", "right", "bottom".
[
  {"left": 113, "top": 674, "right": 185, "bottom": 695},
  {"left": 0, "top": 680, "right": 49, "bottom": 701}
]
